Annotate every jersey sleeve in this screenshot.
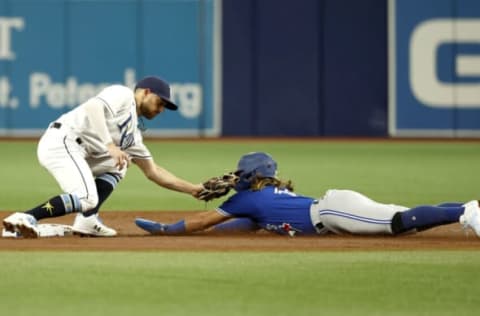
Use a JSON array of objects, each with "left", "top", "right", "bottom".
[
  {"left": 125, "top": 129, "right": 152, "bottom": 159},
  {"left": 94, "top": 85, "right": 134, "bottom": 117},
  {"left": 216, "top": 192, "right": 256, "bottom": 217}
]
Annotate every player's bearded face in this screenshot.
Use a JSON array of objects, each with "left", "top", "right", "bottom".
[{"left": 140, "top": 94, "right": 165, "bottom": 119}]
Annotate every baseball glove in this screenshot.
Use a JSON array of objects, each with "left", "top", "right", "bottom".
[{"left": 197, "top": 172, "right": 239, "bottom": 201}]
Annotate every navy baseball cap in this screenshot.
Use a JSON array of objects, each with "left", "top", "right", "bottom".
[{"left": 135, "top": 76, "right": 178, "bottom": 111}]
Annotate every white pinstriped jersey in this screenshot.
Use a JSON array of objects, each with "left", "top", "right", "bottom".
[{"left": 56, "top": 85, "right": 152, "bottom": 159}]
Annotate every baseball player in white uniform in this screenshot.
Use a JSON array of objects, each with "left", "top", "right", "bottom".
[{"left": 3, "top": 76, "right": 203, "bottom": 238}]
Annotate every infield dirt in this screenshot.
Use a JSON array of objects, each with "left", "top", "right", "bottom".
[{"left": 0, "top": 211, "right": 478, "bottom": 251}]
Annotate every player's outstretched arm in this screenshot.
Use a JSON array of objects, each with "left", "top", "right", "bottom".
[
  {"left": 135, "top": 210, "right": 229, "bottom": 235},
  {"left": 209, "top": 218, "right": 260, "bottom": 233},
  {"left": 133, "top": 158, "right": 203, "bottom": 196}
]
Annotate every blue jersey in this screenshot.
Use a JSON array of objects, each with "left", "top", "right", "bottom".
[{"left": 217, "top": 186, "right": 316, "bottom": 235}]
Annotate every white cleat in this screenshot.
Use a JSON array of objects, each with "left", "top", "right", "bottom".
[
  {"left": 72, "top": 213, "right": 117, "bottom": 237},
  {"left": 460, "top": 200, "right": 480, "bottom": 237},
  {"left": 2, "top": 228, "right": 20, "bottom": 238},
  {"left": 2, "top": 212, "right": 39, "bottom": 238},
  {"left": 2, "top": 224, "right": 73, "bottom": 238}
]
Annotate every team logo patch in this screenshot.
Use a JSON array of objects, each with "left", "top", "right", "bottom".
[
  {"left": 41, "top": 201, "right": 54, "bottom": 215},
  {"left": 266, "top": 222, "right": 302, "bottom": 237}
]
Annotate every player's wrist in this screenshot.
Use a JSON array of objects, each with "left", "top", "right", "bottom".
[{"left": 164, "top": 220, "right": 186, "bottom": 234}]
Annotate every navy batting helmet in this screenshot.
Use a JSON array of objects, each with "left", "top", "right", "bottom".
[{"left": 234, "top": 152, "right": 277, "bottom": 191}]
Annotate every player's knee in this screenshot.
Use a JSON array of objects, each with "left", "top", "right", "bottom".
[
  {"left": 391, "top": 212, "right": 407, "bottom": 235},
  {"left": 79, "top": 194, "right": 99, "bottom": 212}
]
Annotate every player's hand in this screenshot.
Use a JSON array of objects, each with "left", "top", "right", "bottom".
[
  {"left": 195, "top": 172, "right": 238, "bottom": 201},
  {"left": 192, "top": 184, "right": 205, "bottom": 198},
  {"left": 107, "top": 143, "right": 130, "bottom": 170}
]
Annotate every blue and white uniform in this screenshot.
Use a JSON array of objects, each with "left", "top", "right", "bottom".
[
  {"left": 216, "top": 187, "right": 408, "bottom": 236},
  {"left": 3, "top": 76, "right": 182, "bottom": 239},
  {"left": 217, "top": 186, "right": 317, "bottom": 235},
  {"left": 310, "top": 189, "right": 408, "bottom": 235},
  {"left": 37, "top": 85, "right": 151, "bottom": 212},
  {"left": 134, "top": 151, "right": 472, "bottom": 237}
]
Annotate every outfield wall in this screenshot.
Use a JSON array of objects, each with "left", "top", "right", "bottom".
[
  {"left": 0, "top": 0, "right": 220, "bottom": 137},
  {"left": 222, "top": 0, "right": 388, "bottom": 137},
  {"left": 389, "top": 0, "right": 480, "bottom": 137},
  {"left": 223, "top": 0, "right": 480, "bottom": 137},
  {"left": 1, "top": 0, "right": 480, "bottom": 137}
]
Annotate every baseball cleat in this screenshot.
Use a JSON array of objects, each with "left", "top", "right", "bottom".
[
  {"left": 135, "top": 218, "right": 167, "bottom": 234},
  {"left": 460, "top": 200, "right": 480, "bottom": 237},
  {"left": 2, "top": 224, "right": 73, "bottom": 238},
  {"left": 2, "top": 228, "right": 21, "bottom": 238},
  {"left": 72, "top": 213, "right": 117, "bottom": 237},
  {"left": 2, "top": 212, "right": 40, "bottom": 238}
]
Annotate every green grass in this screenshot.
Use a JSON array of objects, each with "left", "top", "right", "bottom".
[
  {"left": 1, "top": 140, "right": 480, "bottom": 210},
  {"left": 0, "top": 251, "right": 478, "bottom": 316},
  {"left": 1, "top": 140, "right": 480, "bottom": 316}
]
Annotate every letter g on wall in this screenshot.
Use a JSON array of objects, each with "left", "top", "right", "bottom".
[{"left": 410, "top": 19, "right": 480, "bottom": 108}]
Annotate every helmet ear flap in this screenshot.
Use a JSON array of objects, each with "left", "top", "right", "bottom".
[
  {"left": 243, "top": 171, "right": 255, "bottom": 181},
  {"left": 234, "top": 171, "right": 256, "bottom": 191}
]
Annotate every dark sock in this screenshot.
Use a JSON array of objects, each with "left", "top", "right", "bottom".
[
  {"left": 398, "top": 205, "right": 464, "bottom": 232},
  {"left": 26, "top": 194, "right": 81, "bottom": 220},
  {"left": 82, "top": 175, "right": 117, "bottom": 217}
]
